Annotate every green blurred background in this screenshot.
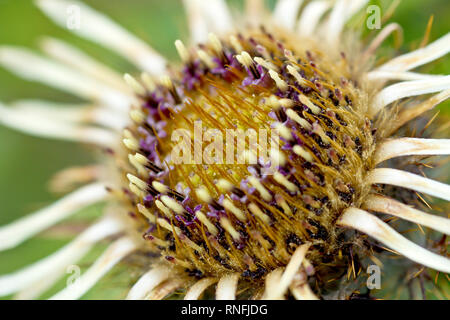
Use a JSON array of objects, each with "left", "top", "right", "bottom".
[{"left": 0, "top": 0, "right": 448, "bottom": 299}]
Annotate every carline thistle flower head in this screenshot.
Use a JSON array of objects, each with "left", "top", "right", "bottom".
[{"left": 0, "top": 0, "right": 449, "bottom": 300}]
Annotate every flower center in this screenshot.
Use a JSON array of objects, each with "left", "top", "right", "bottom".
[{"left": 123, "top": 27, "right": 376, "bottom": 284}]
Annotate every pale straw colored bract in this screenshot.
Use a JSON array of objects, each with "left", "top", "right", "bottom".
[{"left": 0, "top": 0, "right": 449, "bottom": 300}]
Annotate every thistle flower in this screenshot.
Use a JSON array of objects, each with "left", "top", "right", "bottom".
[{"left": 0, "top": 0, "right": 449, "bottom": 300}]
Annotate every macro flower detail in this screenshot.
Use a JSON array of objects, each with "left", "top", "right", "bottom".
[{"left": 0, "top": 0, "right": 449, "bottom": 300}]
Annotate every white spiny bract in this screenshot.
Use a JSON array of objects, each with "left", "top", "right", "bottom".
[{"left": 0, "top": 0, "right": 449, "bottom": 300}]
